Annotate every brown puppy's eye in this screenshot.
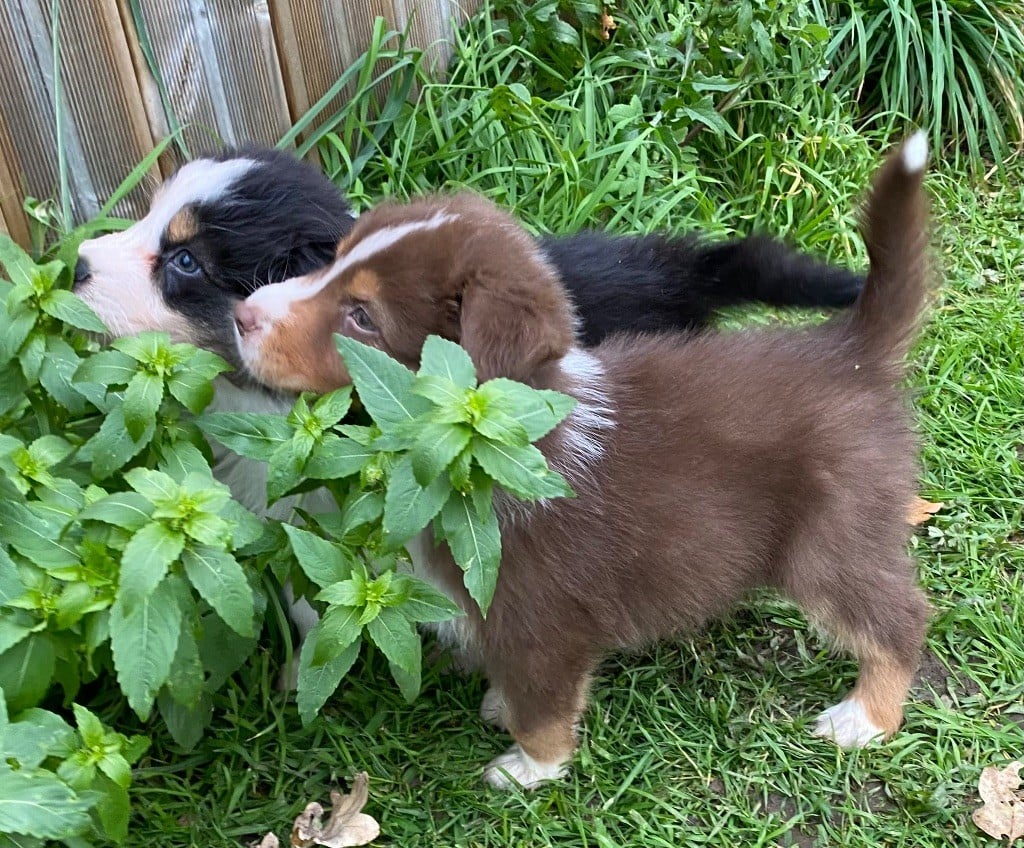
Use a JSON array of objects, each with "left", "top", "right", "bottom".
[{"left": 349, "top": 305, "right": 377, "bottom": 334}]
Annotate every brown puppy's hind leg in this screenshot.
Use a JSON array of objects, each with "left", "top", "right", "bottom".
[{"left": 800, "top": 553, "right": 929, "bottom": 747}]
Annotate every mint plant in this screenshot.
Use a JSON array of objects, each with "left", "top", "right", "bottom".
[
  {"left": 1, "top": 227, "right": 576, "bottom": 782},
  {"left": 0, "top": 689, "right": 147, "bottom": 845},
  {"left": 199, "top": 334, "right": 576, "bottom": 722}
]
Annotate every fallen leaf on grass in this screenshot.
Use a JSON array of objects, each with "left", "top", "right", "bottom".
[
  {"left": 907, "top": 496, "right": 943, "bottom": 525},
  {"left": 600, "top": 10, "right": 617, "bottom": 40},
  {"left": 973, "top": 761, "right": 1024, "bottom": 842},
  {"left": 253, "top": 773, "right": 380, "bottom": 848}
]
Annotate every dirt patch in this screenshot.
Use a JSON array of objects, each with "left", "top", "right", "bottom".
[{"left": 912, "top": 648, "right": 981, "bottom": 702}]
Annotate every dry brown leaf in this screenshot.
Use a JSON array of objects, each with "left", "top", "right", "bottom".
[
  {"left": 600, "top": 10, "right": 617, "bottom": 40},
  {"left": 290, "top": 773, "right": 380, "bottom": 848},
  {"left": 256, "top": 835, "right": 280, "bottom": 848},
  {"left": 973, "top": 761, "right": 1024, "bottom": 842},
  {"left": 907, "top": 496, "right": 943, "bottom": 525}
]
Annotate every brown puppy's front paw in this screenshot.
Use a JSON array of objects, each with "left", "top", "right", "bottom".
[{"left": 483, "top": 744, "right": 569, "bottom": 790}]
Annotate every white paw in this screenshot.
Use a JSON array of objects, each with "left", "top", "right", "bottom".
[
  {"left": 813, "top": 698, "right": 884, "bottom": 748},
  {"left": 277, "top": 652, "right": 301, "bottom": 692},
  {"left": 483, "top": 745, "right": 568, "bottom": 790},
  {"left": 479, "top": 687, "right": 507, "bottom": 730}
]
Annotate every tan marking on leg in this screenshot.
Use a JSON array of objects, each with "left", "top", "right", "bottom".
[{"left": 850, "top": 652, "right": 915, "bottom": 736}]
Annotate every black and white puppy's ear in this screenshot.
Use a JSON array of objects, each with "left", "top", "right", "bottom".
[{"left": 457, "top": 260, "right": 576, "bottom": 385}]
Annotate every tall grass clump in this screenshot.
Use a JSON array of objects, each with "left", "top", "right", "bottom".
[{"left": 816, "top": 0, "right": 1024, "bottom": 166}]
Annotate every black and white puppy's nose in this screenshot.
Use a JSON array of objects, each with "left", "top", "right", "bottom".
[{"left": 72, "top": 256, "right": 91, "bottom": 290}]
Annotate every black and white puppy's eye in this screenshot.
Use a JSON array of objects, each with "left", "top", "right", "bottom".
[
  {"left": 348, "top": 305, "right": 378, "bottom": 334},
  {"left": 170, "top": 249, "right": 202, "bottom": 275}
]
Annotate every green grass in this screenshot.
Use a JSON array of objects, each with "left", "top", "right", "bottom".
[{"left": 76, "top": 2, "right": 1024, "bottom": 844}]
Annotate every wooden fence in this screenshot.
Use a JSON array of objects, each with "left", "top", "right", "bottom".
[{"left": 0, "top": 0, "right": 479, "bottom": 247}]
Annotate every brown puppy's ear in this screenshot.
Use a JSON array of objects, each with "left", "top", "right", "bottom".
[{"left": 458, "top": 266, "right": 575, "bottom": 384}]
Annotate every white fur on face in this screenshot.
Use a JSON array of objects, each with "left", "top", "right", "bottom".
[
  {"left": 484, "top": 744, "right": 570, "bottom": 790},
  {"left": 239, "top": 210, "right": 460, "bottom": 327},
  {"left": 813, "top": 697, "right": 885, "bottom": 747},
  {"left": 76, "top": 158, "right": 256, "bottom": 339}
]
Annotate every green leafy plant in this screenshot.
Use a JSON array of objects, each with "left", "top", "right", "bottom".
[
  {"left": 0, "top": 689, "right": 147, "bottom": 845},
  {"left": 199, "top": 334, "right": 575, "bottom": 722}
]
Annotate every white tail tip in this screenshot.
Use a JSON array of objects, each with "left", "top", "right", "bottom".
[{"left": 901, "top": 131, "right": 929, "bottom": 174}]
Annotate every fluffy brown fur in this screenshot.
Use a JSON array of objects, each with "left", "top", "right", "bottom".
[{"left": 234, "top": 136, "right": 933, "bottom": 789}]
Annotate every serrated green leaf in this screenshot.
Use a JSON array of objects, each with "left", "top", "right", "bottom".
[
  {"left": 337, "top": 489, "right": 385, "bottom": 537},
  {"left": 196, "top": 609, "right": 255, "bottom": 691},
  {"left": 383, "top": 455, "right": 451, "bottom": 546},
  {"left": 391, "top": 574, "right": 463, "bottom": 623},
  {"left": 0, "top": 501, "right": 78, "bottom": 568},
  {"left": 304, "top": 435, "right": 375, "bottom": 480},
  {"left": 266, "top": 436, "right": 310, "bottom": 503},
  {"left": 315, "top": 578, "right": 363, "bottom": 608},
  {"left": 166, "top": 369, "right": 215, "bottom": 413},
  {"left": 439, "top": 490, "right": 502, "bottom": 615},
  {"left": 109, "top": 577, "right": 182, "bottom": 720},
  {"left": 124, "top": 467, "right": 179, "bottom": 505},
  {"left": 366, "top": 606, "right": 420, "bottom": 676},
  {"left": 122, "top": 370, "right": 164, "bottom": 440},
  {"left": 110, "top": 331, "right": 168, "bottom": 365},
  {"left": 388, "top": 655, "right": 421, "bottom": 704},
  {"left": 165, "top": 622, "right": 204, "bottom": 707},
  {"left": 0, "top": 612, "right": 36, "bottom": 658},
  {"left": 39, "top": 288, "right": 107, "bottom": 332},
  {"left": 0, "top": 634, "right": 56, "bottom": 713},
  {"left": 181, "top": 546, "right": 254, "bottom": 637},
  {"left": 311, "top": 386, "right": 353, "bottom": 428},
  {"left": 409, "top": 423, "right": 471, "bottom": 486},
  {"left": 0, "top": 361, "right": 29, "bottom": 416},
  {"left": 0, "top": 304, "right": 37, "bottom": 369},
  {"left": 71, "top": 703, "right": 105, "bottom": 749},
  {"left": 282, "top": 524, "right": 352, "bottom": 587},
  {"left": 472, "top": 438, "right": 574, "bottom": 500},
  {"left": 38, "top": 336, "right": 89, "bottom": 413},
  {"left": 334, "top": 335, "right": 431, "bottom": 432},
  {"left": 94, "top": 773, "right": 131, "bottom": 843},
  {"left": 296, "top": 630, "right": 360, "bottom": 725},
  {"left": 1, "top": 707, "right": 74, "bottom": 770},
  {"left": 157, "top": 439, "right": 211, "bottom": 480},
  {"left": 85, "top": 405, "right": 155, "bottom": 478},
  {"left": 0, "top": 549, "right": 25, "bottom": 605},
  {"left": 0, "top": 233, "right": 37, "bottom": 288},
  {"left": 312, "top": 604, "right": 363, "bottom": 666},
  {"left": 477, "top": 379, "right": 576, "bottom": 441},
  {"left": 119, "top": 522, "right": 185, "bottom": 604},
  {"left": 78, "top": 492, "right": 154, "bottom": 531},
  {"left": 197, "top": 412, "right": 293, "bottom": 462},
  {"left": 217, "top": 499, "right": 265, "bottom": 551},
  {"left": 411, "top": 374, "right": 468, "bottom": 409},
  {"left": 73, "top": 350, "right": 137, "bottom": 388},
  {"left": 473, "top": 406, "right": 530, "bottom": 447},
  {"left": 19, "top": 332, "right": 45, "bottom": 382},
  {"left": 27, "top": 435, "right": 74, "bottom": 468},
  {"left": 0, "top": 767, "right": 94, "bottom": 839},
  {"left": 418, "top": 335, "right": 477, "bottom": 388},
  {"left": 157, "top": 690, "right": 213, "bottom": 752}
]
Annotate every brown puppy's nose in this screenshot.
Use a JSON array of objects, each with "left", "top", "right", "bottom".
[
  {"left": 234, "top": 301, "right": 263, "bottom": 336},
  {"left": 72, "top": 256, "right": 91, "bottom": 290}
]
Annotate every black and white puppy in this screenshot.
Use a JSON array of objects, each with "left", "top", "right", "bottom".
[{"left": 73, "top": 146, "right": 865, "bottom": 678}]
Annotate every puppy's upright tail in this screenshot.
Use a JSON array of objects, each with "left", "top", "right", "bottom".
[{"left": 847, "top": 131, "right": 930, "bottom": 365}]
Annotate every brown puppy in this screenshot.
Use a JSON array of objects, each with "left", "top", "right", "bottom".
[{"left": 233, "top": 135, "right": 932, "bottom": 789}]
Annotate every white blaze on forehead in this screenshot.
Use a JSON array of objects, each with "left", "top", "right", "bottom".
[
  {"left": 244, "top": 209, "right": 459, "bottom": 322},
  {"left": 75, "top": 157, "right": 257, "bottom": 341}
]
